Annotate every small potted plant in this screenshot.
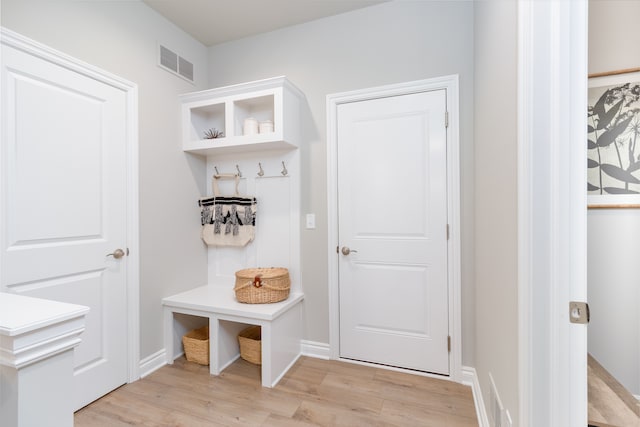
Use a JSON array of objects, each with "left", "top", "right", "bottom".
[{"left": 203, "top": 128, "right": 224, "bottom": 139}]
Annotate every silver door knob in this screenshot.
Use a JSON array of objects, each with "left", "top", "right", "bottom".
[
  {"left": 341, "top": 246, "right": 358, "bottom": 256},
  {"left": 106, "top": 248, "right": 125, "bottom": 259}
]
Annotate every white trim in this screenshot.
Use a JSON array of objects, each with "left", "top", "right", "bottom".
[
  {"left": 336, "top": 356, "right": 458, "bottom": 382},
  {"left": 462, "top": 366, "right": 490, "bottom": 427},
  {"left": 271, "top": 352, "right": 302, "bottom": 387},
  {"left": 326, "top": 75, "right": 462, "bottom": 382},
  {"left": 125, "top": 79, "right": 141, "bottom": 383},
  {"left": 300, "top": 340, "right": 330, "bottom": 360},
  {"left": 139, "top": 349, "right": 167, "bottom": 378},
  {"left": 517, "top": 2, "right": 588, "bottom": 426},
  {"left": 0, "top": 27, "right": 141, "bottom": 384}
]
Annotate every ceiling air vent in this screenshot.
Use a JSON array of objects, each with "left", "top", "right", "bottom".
[{"left": 158, "top": 44, "right": 194, "bottom": 83}]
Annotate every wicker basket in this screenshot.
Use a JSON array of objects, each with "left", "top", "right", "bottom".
[
  {"left": 238, "top": 325, "right": 261, "bottom": 365},
  {"left": 182, "top": 325, "right": 209, "bottom": 365},
  {"left": 234, "top": 267, "right": 290, "bottom": 304}
]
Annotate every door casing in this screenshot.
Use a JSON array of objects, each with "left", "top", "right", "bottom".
[
  {"left": 517, "top": 1, "right": 588, "bottom": 425},
  {"left": 0, "top": 27, "right": 140, "bottom": 383},
  {"left": 327, "top": 75, "right": 462, "bottom": 382}
]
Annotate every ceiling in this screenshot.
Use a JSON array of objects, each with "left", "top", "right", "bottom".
[{"left": 143, "top": 0, "right": 386, "bottom": 46}]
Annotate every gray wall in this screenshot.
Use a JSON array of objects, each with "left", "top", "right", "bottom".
[
  {"left": 1, "top": 0, "right": 210, "bottom": 360},
  {"left": 474, "top": 0, "right": 519, "bottom": 422},
  {"left": 206, "top": 1, "right": 476, "bottom": 365},
  {"left": 588, "top": 0, "right": 640, "bottom": 396},
  {"left": 2, "top": 0, "right": 479, "bottom": 375}
]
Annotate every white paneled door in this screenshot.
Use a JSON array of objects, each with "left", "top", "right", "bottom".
[
  {"left": 1, "top": 35, "right": 131, "bottom": 409},
  {"left": 337, "top": 90, "right": 449, "bottom": 374}
]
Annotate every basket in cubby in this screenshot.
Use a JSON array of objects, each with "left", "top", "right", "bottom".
[
  {"left": 238, "top": 325, "right": 261, "bottom": 365},
  {"left": 234, "top": 267, "right": 290, "bottom": 304},
  {"left": 182, "top": 325, "right": 209, "bottom": 365}
]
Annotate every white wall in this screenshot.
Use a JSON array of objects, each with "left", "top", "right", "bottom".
[
  {"left": 474, "top": 0, "right": 519, "bottom": 423},
  {"left": 1, "top": 0, "right": 210, "bottom": 360},
  {"left": 205, "top": 1, "right": 476, "bottom": 365},
  {"left": 587, "top": 0, "right": 640, "bottom": 396}
]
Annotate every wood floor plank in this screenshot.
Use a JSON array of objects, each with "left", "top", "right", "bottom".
[
  {"left": 381, "top": 398, "right": 478, "bottom": 427},
  {"left": 321, "top": 364, "right": 476, "bottom": 419},
  {"left": 75, "top": 356, "right": 479, "bottom": 427},
  {"left": 291, "top": 400, "right": 396, "bottom": 427},
  {"left": 588, "top": 354, "right": 640, "bottom": 427},
  {"left": 260, "top": 413, "right": 318, "bottom": 427},
  {"left": 149, "top": 358, "right": 305, "bottom": 419}
]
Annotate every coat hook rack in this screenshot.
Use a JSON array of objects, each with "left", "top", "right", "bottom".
[
  {"left": 236, "top": 165, "right": 242, "bottom": 178},
  {"left": 281, "top": 161, "right": 288, "bottom": 176},
  {"left": 257, "top": 162, "right": 265, "bottom": 177},
  {"left": 214, "top": 166, "right": 220, "bottom": 175}
]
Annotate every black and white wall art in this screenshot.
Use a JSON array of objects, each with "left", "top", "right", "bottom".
[{"left": 588, "top": 69, "right": 640, "bottom": 208}]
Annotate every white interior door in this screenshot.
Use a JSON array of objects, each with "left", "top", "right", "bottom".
[
  {"left": 1, "top": 36, "right": 130, "bottom": 410},
  {"left": 337, "top": 90, "right": 449, "bottom": 374}
]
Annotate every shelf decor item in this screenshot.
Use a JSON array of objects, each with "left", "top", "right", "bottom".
[
  {"left": 588, "top": 68, "right": 640, "bottom": 209},
  {"left": 182, "top": 325, "right": 209, "bottom": 365},
  {"left": 203, "top": 128, "right": 224, "bottom": 139},
  {"left": 259, "top": 120, "right": 274, "bottom": 134},
  {"left": 243, "top": 117, "right": 259, "bottom": 135},
  {"left": 238, "top": 325, "right": 261, "bottom": 365},
  {"left": 234, "top": 267, "right": 290, "bottom": 304}
]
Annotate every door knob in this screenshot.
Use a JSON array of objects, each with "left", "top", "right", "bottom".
[
  {"left": 106, "top": 248, "right": 125, "bottom": 259},
  {"left": 341, "top": 246, "right": 358, "bottom": 256}
]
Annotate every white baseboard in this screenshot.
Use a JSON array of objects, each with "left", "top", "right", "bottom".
[
  {"left": 139, "top": 349, "right": 167, "bottom": 378},
  {"left": 300, "top": 340, "right": 330, "bottom": 359},
  {"left": 462, "top": 366, "right": 489, "bottom": 427}
]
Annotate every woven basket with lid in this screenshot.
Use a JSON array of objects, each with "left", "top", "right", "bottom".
[{"left": 234, "top": 267, "right": 290, "bottom": 304}]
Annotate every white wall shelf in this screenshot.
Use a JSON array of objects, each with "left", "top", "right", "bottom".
[
  {"left": 182, "top": 137, "right": 296, "bottom": 156},
  {"left": 180, "top": 76, "right": 303, "bottom": 156}
]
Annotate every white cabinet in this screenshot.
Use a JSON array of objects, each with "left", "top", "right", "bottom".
[
  {"left": 180, "top": 76, "right": 304, "bottom": 155},
  {"left": 168, "top": 77, "right": 306, "bottom": 387}
]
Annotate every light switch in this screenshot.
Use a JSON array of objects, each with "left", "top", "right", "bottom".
[{"left": 306, "top": 214, "right": 316, "bottom": 229}]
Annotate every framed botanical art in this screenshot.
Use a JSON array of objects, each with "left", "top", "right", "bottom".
[{"left": 587, "top": 68, "right": 640, "bottom": 209}]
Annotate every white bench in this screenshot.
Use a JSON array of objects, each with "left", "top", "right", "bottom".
[{"left": 163, "top": 285, "right": 304, "bottom": 387}]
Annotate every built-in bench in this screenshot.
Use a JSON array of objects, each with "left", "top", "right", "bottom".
[{"left": 163, "top": 285, "right": 304, "bottom": 387}]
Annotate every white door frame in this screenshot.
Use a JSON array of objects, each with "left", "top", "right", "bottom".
[
  {"left": 0, "top": 28, "right": 141, "bottom": 383},
  {"left": 327, "top": 75, "right": 462, "bottom": 382},
  {"left": 517, "top": 1, "right": 588, "bottom": 425}
]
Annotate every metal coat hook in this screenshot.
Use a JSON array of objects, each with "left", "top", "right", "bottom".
[
  {"left": 257, "top": 162, "right": 265, "bottom": 177},
  {"left": 214, "top": 166, "right": 220, "bottom": 175},
  {"left": 236, "top": 164, "right": 242, "bottom": 178},
  {"left": 281, "top": 161, "right": 288, "bottom": 176}
]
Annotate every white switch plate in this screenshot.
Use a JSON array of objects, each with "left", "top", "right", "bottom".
[{"left": 306, "top": 213, "right": 316, "bottom": 229}]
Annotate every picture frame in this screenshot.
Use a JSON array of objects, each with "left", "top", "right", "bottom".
[{"left": 587, "top": 67, "right": 640, "bottom": 209}]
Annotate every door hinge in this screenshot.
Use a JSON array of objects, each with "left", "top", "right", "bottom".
[
  {"left": 446, "top": 224, "right": 450, "bottom": 240},
  {"left": 569, "top": 301, "right": 590, "bottom": 324},
  {"left": 445, "top": 111, "right": 449, "bottom": 128},
  {"left": 447, "top": 335, "right": 451, "bottom": 352},
  {"left": 336, "top": 245, "right": 339, "bottom": 254}
]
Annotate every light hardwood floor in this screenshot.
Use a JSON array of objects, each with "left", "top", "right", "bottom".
[
  {"left": 588, "top": 354, "right": 640, "bottom": 427},
  {"left": 75, "top": 356, "right": 479, "bottom": 426}
]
